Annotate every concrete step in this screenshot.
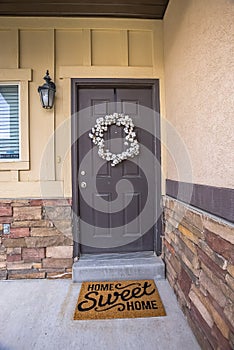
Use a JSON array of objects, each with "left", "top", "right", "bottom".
[{"left": 72, "top": 251, "right": 165, "bottom": 282}]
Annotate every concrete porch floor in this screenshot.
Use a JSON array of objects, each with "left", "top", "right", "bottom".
[{"left": 0, "top": 279, "right": 200, "bottom": 350}]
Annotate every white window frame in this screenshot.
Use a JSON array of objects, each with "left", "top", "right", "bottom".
[
  {"left": 0, "top": 82, "right": 20, "bottom": 161},
  {"left": 0, "top": 69, "right": 31, "bottom": 170}
]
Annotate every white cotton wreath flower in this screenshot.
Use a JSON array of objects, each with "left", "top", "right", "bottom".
[{"left": 89, "top": 113, "right": 140, "bottom": 166}]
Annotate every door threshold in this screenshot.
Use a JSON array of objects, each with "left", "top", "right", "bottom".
[
  {"left": 72, "top": 251, "right": 165, "bottom": 282},
  {"left": 78, "top": 251, "right": 156, "bottom": 261}
]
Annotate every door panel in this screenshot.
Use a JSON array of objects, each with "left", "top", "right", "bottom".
[{"left": 74, "top": 84, "right": 159, "bottom": 254}]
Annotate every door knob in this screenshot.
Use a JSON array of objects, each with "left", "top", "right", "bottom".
[{"left": 80, "top": 181, "right": 87, "bottom": 189}]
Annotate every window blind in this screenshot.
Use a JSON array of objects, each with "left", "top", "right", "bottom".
[{"left": 0, "top": 85, "right": 19, "bottom": 160}]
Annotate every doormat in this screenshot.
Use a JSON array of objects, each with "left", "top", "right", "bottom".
[{"left": 74, "top": 279, "right": 166, "bottom": 320}]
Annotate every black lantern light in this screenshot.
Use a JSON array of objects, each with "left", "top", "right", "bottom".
[{"left": 38, "top": 70, "right": 56, "bottom": 109}]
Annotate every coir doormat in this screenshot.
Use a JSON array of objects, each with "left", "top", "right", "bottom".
[{"left": 74, "top": 279, "right": 166, "bottom": 320}]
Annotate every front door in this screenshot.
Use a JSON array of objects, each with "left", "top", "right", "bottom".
[{"left": 72, "top": 80, "right": 161, "bottom": 255}]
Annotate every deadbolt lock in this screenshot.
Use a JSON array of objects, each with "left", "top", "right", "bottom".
[{"left": 80, "top": 181, "right": 87, "bottom": 188}]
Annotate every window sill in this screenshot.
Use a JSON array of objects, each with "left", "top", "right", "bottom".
[{"left": 0, "top": 161, "right": 29, "bottom": 171}]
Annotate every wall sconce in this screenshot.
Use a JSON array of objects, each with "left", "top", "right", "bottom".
[{"left": 38, "top": 70, "right": 56, "bottom": 109}]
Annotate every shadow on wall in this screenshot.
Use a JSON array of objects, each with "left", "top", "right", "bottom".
[{"left": 163, "top": 0, "right": 190, "bottom": 58}]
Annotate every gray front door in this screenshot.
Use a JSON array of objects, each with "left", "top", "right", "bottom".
[{"left": 72, "top": 80, "right": 161, "bottom": 255}]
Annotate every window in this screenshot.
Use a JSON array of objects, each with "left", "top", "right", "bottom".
[
  {"left": 0, "top": 68, "right": 31, "bottom": 170},
  {"left": 0, "top": 84, "right": 20, "bottom": 160}
]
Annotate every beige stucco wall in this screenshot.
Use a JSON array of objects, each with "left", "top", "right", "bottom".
[
  {"left": 164, "top": 0, "right": 234, "bottom": 188},
  {"left": 0, "top": 17, "right": 164, "bottom": 198}
]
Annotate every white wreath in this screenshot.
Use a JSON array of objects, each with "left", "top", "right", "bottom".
[{"left": 89, "top": 113, "right": 140, "bottom": 166}]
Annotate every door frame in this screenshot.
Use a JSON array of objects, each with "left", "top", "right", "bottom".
[{"left": 71, "top": 78, "right": 162, "bottom": 257}]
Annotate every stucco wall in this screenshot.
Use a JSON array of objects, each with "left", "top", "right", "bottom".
[
  {"left": 0, "top": 17, "right": 164, "bottom": 198},
  {"left": 164, "top": 0, "right": 234, "bottom": 188}
]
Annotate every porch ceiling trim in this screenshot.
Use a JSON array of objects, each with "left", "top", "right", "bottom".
[{"left": 0, "top": 0, "right": 169, "bottom": 19}]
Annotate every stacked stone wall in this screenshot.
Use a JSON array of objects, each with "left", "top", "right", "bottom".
[
  {"left": 0, "top": 199, "right": 73, "bottom": 279},
  {"left": 163, "top": 196, "right": 234, "bottom": 350}
]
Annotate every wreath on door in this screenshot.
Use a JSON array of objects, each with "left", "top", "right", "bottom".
[{"left": 89, "top": 113, "right": 140, "bottom": 166}]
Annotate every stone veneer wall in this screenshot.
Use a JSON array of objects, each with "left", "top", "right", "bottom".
[
  {"left": 163, "top": 196, "right": 234, "bottom": 350},
  {"left": 0, "top": 199, "right": 73, "bottom": 280}
]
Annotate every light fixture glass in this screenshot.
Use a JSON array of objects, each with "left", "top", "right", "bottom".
[{"left": 38, "top": 70, "right": 56, "bottom": 109}]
